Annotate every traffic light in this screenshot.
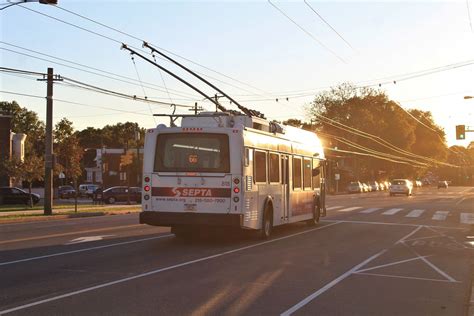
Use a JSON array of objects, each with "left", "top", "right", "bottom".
[{"left": 456, "top": 125, "right": 466, "bottom": 140}]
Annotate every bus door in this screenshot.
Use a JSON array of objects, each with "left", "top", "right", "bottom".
[
  {"left": 321, "top": 160, "right": 327, "bottom": 216},
  {"left": 281, "top": 155, "right": 290, "bottom": 221}
]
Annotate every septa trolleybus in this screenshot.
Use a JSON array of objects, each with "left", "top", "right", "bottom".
[{"left": 140, "top": 112, "right": 327, "bottom": 238}]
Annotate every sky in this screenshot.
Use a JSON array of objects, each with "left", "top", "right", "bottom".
[{"left": 1, "top": 0, "right": 474, "bottom": 147}]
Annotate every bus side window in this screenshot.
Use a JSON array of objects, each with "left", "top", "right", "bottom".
[
  {"left": 254, "top": 151, "right": 267, "bottom": 183},
  {"left": 293, "top": 157, "right": 302, "bottom": 190},
  {"left": 269, "top": 153, "right": 280, "bottom": 183},
  {"left": 303, "top": 158, "right": 312, "bottom": 190},
  {"left": 312, "top": 159, "right": 321, "bottom": 189}
]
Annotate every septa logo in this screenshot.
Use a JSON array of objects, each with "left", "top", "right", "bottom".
[{"left": 153, "top": 187, "right": 231, "bottom": 198}]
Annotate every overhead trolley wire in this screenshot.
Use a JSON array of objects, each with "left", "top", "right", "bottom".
[
  {"left": 268, "top": 0, "right": 346, "bottom": 63},
  {"left": 53, "top": 4, "right": 270, "bottom": 96},
  {"left": 303, "top": 0, "right": 354, "bottom": 50},
  {"left": 18, "top": 4, "right": 268, "bottom": 98}
]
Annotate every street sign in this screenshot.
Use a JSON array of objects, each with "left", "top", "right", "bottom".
[
  {"left": 335, "top": 174, "right": 340, "bottom": 180},
  {"left": 59, "top": 172, "right": 65, "bottom": 179}
]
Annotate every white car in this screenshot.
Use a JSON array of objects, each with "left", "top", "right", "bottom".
[
  {"left": 78, "top": 184, "right": 99, "bottom": 198},
  {"left": 389, "top": 179, "right": 413, "bottom": 196}
]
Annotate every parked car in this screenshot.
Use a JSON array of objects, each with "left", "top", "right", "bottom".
[
  {"left": 437, "top": 180, "right": 448, "bottom": 189},
  {"left": 362, "top": 183, "right": 370, "bottom": 192},
  {"left": 368, "top": 181, "right": 380, "bottom": 191},
  {"left": 389, "top": 179, "right": 413, "bottom": 196},
  {"left": 0, "top": 187, "right": 40, "bottom": 205},
  {"left": 102, "top": 186, "right": 141, "bottom": 204},
  {"left": 58, "top": 185, "right": 76, "bottom": 199},
  {"left": 347, "top": 181, "right": 363, "bottom": 193},
  {"left": 378, "top": 182, "right": 385, "bottom": 191},
  {"left": 78, "top": 184, "right": 99, "bottom": 198}
]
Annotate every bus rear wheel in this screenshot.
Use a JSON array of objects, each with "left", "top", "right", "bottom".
[
  {"left": 307, "top": 199, "right": 320, "bottom": 226},
  {"left": 261, "top": 206, "right": 273, "bottom": 239}
]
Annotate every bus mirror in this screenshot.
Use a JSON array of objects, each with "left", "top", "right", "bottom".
[
  {"left": 312, "top": 167, "right": 320, "bottom": 176},
  {"left": 313, "top": 153, "right": 320, "bottom": 157}
]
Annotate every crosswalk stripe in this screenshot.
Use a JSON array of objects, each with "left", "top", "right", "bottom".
[
  {"left": 359, "top": 208, "right": 381, "bottom": 214},
  {"left": 338, "top": 207, "right": 362, "bottom": 212},
  {"left": 406, "top": 209, "right": 425, "bottom": 218},
  {"left": 460, "top": 213, "right": 474, "bottom": 224},
  {"left": 382, "top": 208, "right": 403, "bottom": 215},
  {"left": 432, "top": 211, "right": 449, "bottom": 221},
  {"left": 326, "top": 206, "right": 343, "bottom": 211}
]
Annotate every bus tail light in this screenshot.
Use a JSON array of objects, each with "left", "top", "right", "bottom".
[
  {"left": 233, "top": 178, "right": 240, "bottom": 185},
  {"left": 233, "top": 187, "right": 240, "bottom": 194},
  {"left": 233, "top": 197, "right": 239, "bottom": 203},
  {"left": 144, "top": 185, "right": 151, "bottom": 192},
  {"left": 144, "top": 176, "right": 150, "bottom": 183}
]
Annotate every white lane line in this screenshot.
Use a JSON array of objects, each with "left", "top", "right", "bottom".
[
  {"left": 355, "top": 255, "right": 432, "bottom": 273},
  {"left": 432, "top": 211, "right": 449, "bottom": 221},
  {"left": 461, "top": 213, "right": 474, "bottom": 224},
  {"left": 322, "top": 219, "right": 463, "bottom": 230},
  {"left": 353, "top": 272, "right": 459, "bottom": 283},
  {"left": 0, "top": 234, "right": 174, "bottom": 267},
  {"left": 281, "top": 225, "right": 423, "bottom": 315},
  {"left": 382, "top": 208, "right": 403, "bottom": 215},
  {"left": 359, "top": 208, "right": 381, "bottom": 214},
  {"left": 406, "top": 209, "right": 425, "bottom": 218},
  {"left": 0, "top": 222, "right": 340, "bottom": 315},
  {"left": 326, "top": 206, "right": 343, "bottom": 211},
  {"left": 337, "top": 207, "right": 362, "bottom": 212},
  {"left": 280, "top": 249, "right": 386, "bottom": 316}
]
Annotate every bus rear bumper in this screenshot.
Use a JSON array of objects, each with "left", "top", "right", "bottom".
[{"left": 139, "top": 211, "right": 243, "bottom": 227}]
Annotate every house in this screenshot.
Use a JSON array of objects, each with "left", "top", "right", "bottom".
[{"left": 84, "top": 148, "right": 143, "bottom": 188}]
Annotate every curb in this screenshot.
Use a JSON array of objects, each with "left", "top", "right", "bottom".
[{"left": 0, "top": 209, "right": 141, "bottom": 224}]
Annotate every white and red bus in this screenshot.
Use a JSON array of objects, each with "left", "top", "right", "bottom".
[{"left": 140, "top": 112, "right": 327, "bottom": 238}]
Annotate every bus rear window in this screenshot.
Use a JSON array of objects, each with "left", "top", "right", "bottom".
[{"left": 154, "top": 133, "right": 230, "bottom": 173}]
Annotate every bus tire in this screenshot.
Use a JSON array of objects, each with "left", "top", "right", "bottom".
[
  {"left": 261, "top": 205, "right": 273, "bottom": 239},
  {"left": 307, "top": 198, "right": 320, "bottom": 226}
]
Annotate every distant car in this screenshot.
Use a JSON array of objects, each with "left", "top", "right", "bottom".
[
  {"left": 58, "top": 185, "right": 76, "bottom": 199},
  {"left": 415, "top": 180, "right": 422, "bottom": 187},
  {"left": 378, "top": 182, "right": 385, "bottom": 191},
  {"left": 437, "top": 181, "right": 448, "bottom": 189},
  {"left": 102, "top": 186, "right": 141, "bottom": 204},
  {"left": 362, "top": 183, "right": 370, "bottom": 192},
  {"left": 347, "top": 181, "right": 363, "bottom": 193},
  {"left": 368, "top": 181, "right": 380, "bottom": 191},
  {"left": 78, "top": 184, "right": 99, "bottom": 198},
  {"left": 0, "top": 187, "right": 40, "bottom": 205},
  {"left": 389, "top": 179, "right": 413, "bottom": 196}
]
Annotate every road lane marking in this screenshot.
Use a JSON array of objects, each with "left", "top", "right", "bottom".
[
  {"left": 353, "top": 272, "right": 459, "bottom": 283},
  {"left": 322, "top": 219, "right": 463, "bottom": 230},
  {"left": 461, "top": 213, "right": 474, "bottom": 224},
  {"left": 382, "top": 208, "right": 403, "bottom": 215},
  {"left": 325, "top": 206, "right": 343, "bottom": 210},
  {"left": 355, "top": 255, "right": 432, "bottom": 273},
  {"left": 0, "top": 224, "right": 142, "bottom": 245},
  {"left": 0, "top": 234, "right": 174, "bottom": 267},
  {"left": 359, "top": 208, "right": 381, "bottom": 214},
  {"left": 432, "top": 211, "right": 449, "bottom": 221},
  {"left": 406, "top": 209, "right": 425, "bottom": 218},
  {"left": 337, "top": 207, "right": 362, "bottom": 212},
  {"left": 281, "top": 225, "right": 422, "bottom": 315},
  {"left": 0, "top": 222, "right": 341, "bottom": 315}
]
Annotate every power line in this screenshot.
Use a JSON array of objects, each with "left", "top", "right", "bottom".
[
  {"left": 267, "top": 0, "right": 346, "bottom": 63},
  {"left": 129, "top": 54, "right": 157, "bottom": 123},
  {"left": 303, "top": 0, "right": 354, "bottom": 50},
  {"left": 53, "top": 4, "right": 270, "bottom": 96},
  {"left": 0, "top": 41, "right": 200, "bottom": 100},
  {"left": 17, "top": 4, "right": 268, "bottom": 98},
  {"left": 0, "top": 90, "right": 45, "bottom": 100}
]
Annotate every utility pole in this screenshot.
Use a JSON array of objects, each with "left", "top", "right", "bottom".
[
  {"left": 38, "top": 68, "right": 62, "bottom": 215},
  {"left": 188, "top": 102, "right": 202, "bottom": 115}
]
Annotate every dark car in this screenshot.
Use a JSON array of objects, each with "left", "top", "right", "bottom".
[
  {"left": 102, "top": 186, "right": 141, "bottom": 204},
  {"left": 0, "top": 187, "right": 40, "bottom": 205},
  {"left": 58, "top": 185, "right": 76, "bottom": 199}
]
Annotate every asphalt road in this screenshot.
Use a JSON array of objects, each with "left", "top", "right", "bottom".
[{"left": 0, "top": 186, "right": 473, "bottom": 315}]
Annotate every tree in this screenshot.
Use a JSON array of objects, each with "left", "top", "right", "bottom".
[{"left": 1, "top": 155, "right": 44, "bottom": 207}]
